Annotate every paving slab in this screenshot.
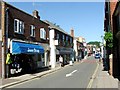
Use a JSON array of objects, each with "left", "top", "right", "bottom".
[{"left": 92, "top": 62, "right": 119, "bottom": 88}]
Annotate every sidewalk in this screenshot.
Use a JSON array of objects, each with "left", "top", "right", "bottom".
[{"left": 91, "top": 62, "right": 119, "bottom": 88}]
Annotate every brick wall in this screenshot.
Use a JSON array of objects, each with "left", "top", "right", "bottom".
[
  {"left": 110, "top": 1, "right": 118, "bottom": 32},
  {"left": 0, "top": 1, "right": 2, "bottom": 78},
  {"left": 0, "top": 1, "right": 1, "bottom": 30},
  {"left": 0, "top": 42, "right": 2, "bottom": 78},
  {"left": 5, "top": 2, "right": 49, "bottom": 44}
]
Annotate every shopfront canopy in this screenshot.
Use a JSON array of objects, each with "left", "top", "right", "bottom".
[
  {"left": 56, "top": 48, "right": 73, "bottom": 55},
  {"left": 11, "top": 41, "right": 44, "bottom": 54}
]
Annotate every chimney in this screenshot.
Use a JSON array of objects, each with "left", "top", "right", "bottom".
[
  {"left": 70, "top": 28, "right": 74, "bottom": 37},
  {"left": 33, "top": 10, "right": 40, "bottom": 19}
]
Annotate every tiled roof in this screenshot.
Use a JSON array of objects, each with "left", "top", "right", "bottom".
[{"left": 43, "top": 20, "right": 72, "bottom": 36}]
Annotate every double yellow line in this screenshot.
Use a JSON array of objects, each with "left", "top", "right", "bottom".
[{"left": 87, "top": 62, "right": 99, "bottom": 89}]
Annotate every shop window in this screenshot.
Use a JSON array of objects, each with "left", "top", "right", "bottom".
[
  {"left": 14, "top": 19, "right": 24, "bottom": 34},
  {"left": 30, "top": 25, "right": 35, "bottom": 37},
  {"left": 38, "top": 53, "right": 44, "bottom": 62},
  {"left": 40, "top": 28, "right": 46, "bottom": 39}
]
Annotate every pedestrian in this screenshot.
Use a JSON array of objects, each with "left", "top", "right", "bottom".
[
  {"left": 6, "top": 49, "right": 12, "bottom": 77},
  {"left": 59, "top": 55, "right": 63, "bottom": 67}
]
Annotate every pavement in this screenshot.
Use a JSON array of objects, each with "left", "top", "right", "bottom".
[
  {"left": 0, "top": 57, "right": 119, "bottom": 89},
  {"left": 91, "top": 62, "right": 119, "bottom": 88}
]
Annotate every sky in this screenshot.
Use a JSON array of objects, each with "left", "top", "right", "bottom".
[{"left": 7, "top": 2, "right": 105, "bottom": 43}]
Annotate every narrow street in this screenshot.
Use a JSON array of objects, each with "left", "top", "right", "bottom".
[
  {"left": 6, "top": 56, "right": 98, "bottom": 88},
  {"left": 0, "top": 1, "right": 119, "bottom": 89}
]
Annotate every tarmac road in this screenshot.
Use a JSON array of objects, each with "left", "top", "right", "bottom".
[{"left": 6, "top": 56, "right": 98, "bottom": 88}]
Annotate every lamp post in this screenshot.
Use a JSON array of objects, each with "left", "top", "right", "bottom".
[{"left": 5, "top": 7, "right": 9, "bottom": 78}]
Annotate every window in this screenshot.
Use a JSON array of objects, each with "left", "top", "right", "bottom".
[
  {"left": 19, "top": 21, "right": 24, "bottom": 34},
  {"left": 56, "top": 33, "right": 59, "bottom": 40},
  {"left": 40, "top": 28, "right": 46, "bottom": 39},
  {"left": 70, "top": 38, "right": 72, "bottom": 43},
  {"left": 62, "top": 35, "right": 65, "bottom": 41},
  {"left": 30, "top": 25, "right": 35, "bottom": 37},
  {"left": 14, "top": 19, "right": 24, "bottom": 34},
  {"left": 66, "top": 36, "right": 68, "bottom": 41}
]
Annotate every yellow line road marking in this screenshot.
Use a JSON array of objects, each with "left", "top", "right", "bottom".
[{"left": 87, "top": 63, "right": 99, "bottom": 89}]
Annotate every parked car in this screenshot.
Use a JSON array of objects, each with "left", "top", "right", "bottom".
[{"left": 95, "top": 53, "right": 101, "bottom": 59}]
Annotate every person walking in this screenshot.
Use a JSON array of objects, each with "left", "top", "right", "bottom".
[
  {"left": 59, "top": 55, "right": 63, "bottom": 67},
  {"left": 6, "top": 49, "right": 12, "bottom": 77}
]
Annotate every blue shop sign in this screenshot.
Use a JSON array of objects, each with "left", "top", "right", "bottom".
[{"left": 11, "top": 41, "right": 44, "bottom": 54}]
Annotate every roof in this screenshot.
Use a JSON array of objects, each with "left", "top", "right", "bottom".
[
  {"left": 43, "top": 20, "right": 72, "bottom": 37},
  {"left": 2, "top": 1, "right": 49, "bottom": 26}
]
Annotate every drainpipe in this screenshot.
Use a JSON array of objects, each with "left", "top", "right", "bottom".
[{"left": 5, "top": 7, "right": 9, "bottom": 78}]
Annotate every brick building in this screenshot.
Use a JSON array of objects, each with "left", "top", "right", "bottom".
[
  {"left": 113, "top": 1, "right": 120, "bottom": 79},
  {"left": 104, "top": 0, "right": 118, "bottom": 77},
  {"left": 0, "top": 1, "right": 2, "bottom": 78},
  {"left": 0, "top": 1, "right": 50, "bottom": 78}
]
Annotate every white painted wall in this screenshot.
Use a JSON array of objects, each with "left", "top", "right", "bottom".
[
  {"left": 74, "top": 39, "right": 78, "bottom": 61},
  {"left": 49, "top": 29, "right": 56, "bottom": 68}
]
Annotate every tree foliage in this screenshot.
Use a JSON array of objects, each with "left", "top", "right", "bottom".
[
  {"left": 104, "top": 32, "right": 113, "bottom": 48},
  {"left": 87, "top": 41, "right": 101, "bottom": 48}
]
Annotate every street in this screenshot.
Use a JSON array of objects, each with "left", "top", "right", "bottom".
[
  {"left": 6, "top": 56, "right": 98, "bottom": 88},
  {"left": 0, "top": 1, "right": 119, "bottom": 89}
]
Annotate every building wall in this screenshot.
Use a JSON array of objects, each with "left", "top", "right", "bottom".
[
  {"left": 1, "top": 2, "right": 49, "bottom": 77},
  {"left": 1, "top": 1, "right": 6, "bottom": 78},
  {"left": 0, "top": 1, "right": 1, "bottom": 31},
  {"left": 49, "top": 29, "right": 56, "bottom": 68},
  {"left": 54, "top": 30, "right": 73, "bottom": 48},
  {"left": 0, "top": 44, "right": 1, "bottom": 78},
  {"left": 74, "top": 39, "right": 78, "bottom": 61},
  {"left": 109, "top": 1, "right": 120, "bottom": 77},
  {"left": 5, "top": 2, "right": 49, "bottom": 44},
  {"left": 110, "top": 1, "right": 118, "bottom": 32},
  {"left": 0, "top": 1, "right": 2, "bottom": 77}
]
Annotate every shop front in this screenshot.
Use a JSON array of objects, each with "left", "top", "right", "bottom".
[
  {"left": 40, "top": 43, "right": 50, "bottom": 67},
  {"left": 8, "top": 41, "right": 45, "bottom": 76},
  {"left": 56, "top": 48, "right": 73, "bottom": 65}
]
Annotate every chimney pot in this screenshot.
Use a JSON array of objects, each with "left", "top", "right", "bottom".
[
  {"left": 33, "top": 10, "right": 40, "bottom": 19},
  {"left": 70, "top": 28, "right": 74, "bottom": 37}
]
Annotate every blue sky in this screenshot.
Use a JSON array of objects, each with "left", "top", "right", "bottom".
[{"left": 8, "top": 2, "right": 104, "bottom": 43}]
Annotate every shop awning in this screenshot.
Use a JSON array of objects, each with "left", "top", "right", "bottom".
[
  {"left": 11, "top": 41, "right": 44, "bottom": 54},
  {"left": 56, "top": 49, "right": 73, "bottom": 55}
]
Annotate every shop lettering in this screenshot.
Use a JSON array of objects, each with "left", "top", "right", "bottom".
[{"left": 27, "top": 48, "right": 40, "bottom": 53}]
